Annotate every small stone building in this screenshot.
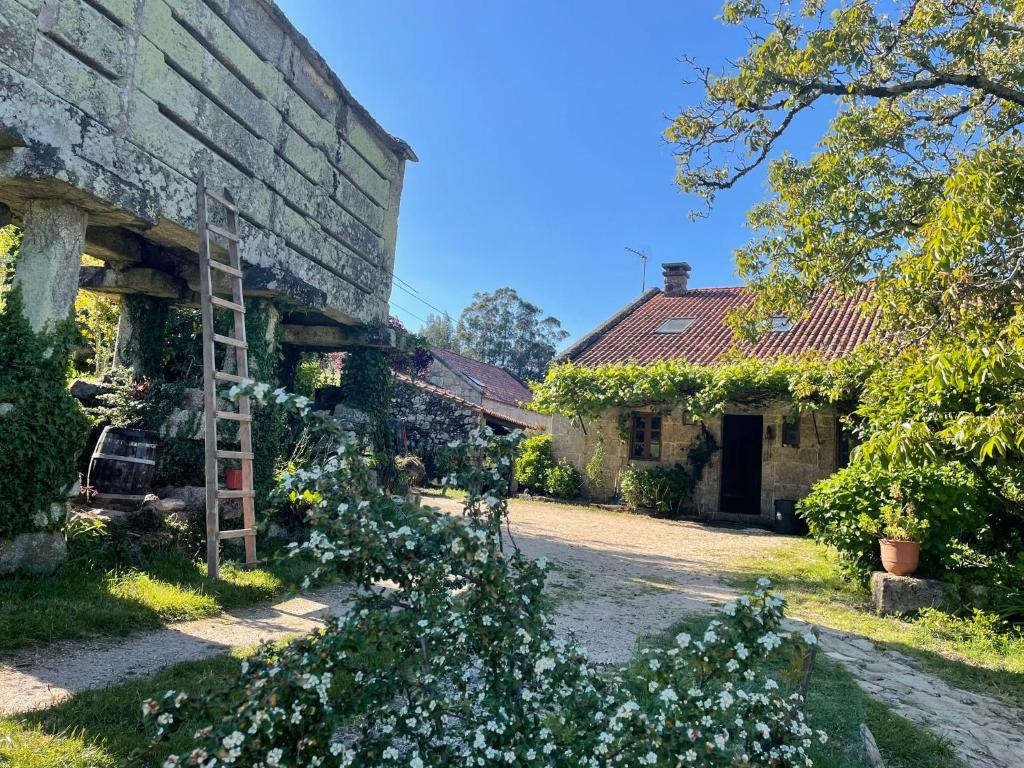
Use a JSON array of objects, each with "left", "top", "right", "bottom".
[
  {"left": 427, "top": 348, "right": 544, "bottom": 429},
  {"left": 393, "top": 371, "right": 530, "bottom": 473},
  {"left": 549, "top": 263, "right": 876, "bottom": 525}
]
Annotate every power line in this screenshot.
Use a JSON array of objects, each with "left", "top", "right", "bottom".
[{"left": 388, "top": 299, "right": 427, "bottom": 325}]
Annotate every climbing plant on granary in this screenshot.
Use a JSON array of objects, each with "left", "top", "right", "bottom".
[{"left": 0, "top": 287, "right": 89, "bottom": 538}]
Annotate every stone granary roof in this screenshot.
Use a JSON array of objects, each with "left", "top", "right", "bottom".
[
  {"left": 431, "top": 349, "right": 533, "bottom": 407},
  {"left": 560, "top": 282, "right": 878, "bottom": 367}
]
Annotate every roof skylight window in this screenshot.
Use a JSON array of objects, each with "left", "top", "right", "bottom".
[
  {"left": 655, "top": 317, "right": 696, "bottom": 334},
  {"left": 770, "top": 316, "right": 793, "bottom": 332}
]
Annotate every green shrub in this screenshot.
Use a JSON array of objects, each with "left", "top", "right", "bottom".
[
  {"left": 514, "top": 433, "right": 554, "bottom": 492},
  {"left": 545, "top": 459, "right": 582, "bottom": 499},
  {"left": 620, "top": 462, "right": 695, "bottom": 516},
  {"left": 799, "top": 461, "right": 996, "bottom": 580},
  {"left": 584, "top": 437, "right": 607, "bottom": 498},
  {"left": 0, "top": 287, "right": 90, "bottom": 538}
]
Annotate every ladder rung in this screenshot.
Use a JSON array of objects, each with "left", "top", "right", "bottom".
[
  {"left": 207, "top": 223, "right": 240, "bottom": 242},
  {"left": 211, "top": 296, "right": 245, "bottom": 313},
  {"left": 210, "top": 260, "right": 243, "bottom": 278},
  {"left": 217, "top": 450, "right": 253, "bottom": 460},
  {"left": 214, "top": 370, "right": 245, "bottom": 384},
  {"left": 218, "top": 527, "right": 256, "bottom": 540},
  {"left": 204, "top": 187, "right": 239, "bottom": 212},
  {"left": 218, "top": 489, "right": 255, "bottom": 499},
  {"left": 213, "top": 333, "right": 247, "bottom": 349},
  {"left": 216, "top": 410, "right": 252, "bottom": 422}
]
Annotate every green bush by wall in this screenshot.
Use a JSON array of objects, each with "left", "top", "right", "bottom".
[
  {"left": 798, "top": 461, "right": 998, "bottom": 580},
  {"left": 514, "top": 433, "right": 554, "bottom": 492},
  {"left": 0, "top": 287, "right": 89, "bottom": 538}
]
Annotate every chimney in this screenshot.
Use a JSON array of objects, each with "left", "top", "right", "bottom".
[{"left": 662, "top": 262, "right": 691, "bottom": 296}]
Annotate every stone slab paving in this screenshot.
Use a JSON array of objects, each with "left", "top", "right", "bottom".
[
  {"left": 816, "top": 627, "right": 1024, "bottom": 768},
  {"left": 0, "top": 583, "right": 354, "bottom": 715}
]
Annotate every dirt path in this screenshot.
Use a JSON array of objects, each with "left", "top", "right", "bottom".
[{"left": 0, "top": 583, "right": 353, "bottom": 715}]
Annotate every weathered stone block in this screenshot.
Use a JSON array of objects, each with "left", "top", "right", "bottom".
[
  {"left": 70, "top": 377, "right": 113, "bottom": 405},
  {"left": 0, "top": 0, "right": 36, "bottom": 74},
  {"left": 871, "top": 571, "right": 958, "bottom": 616},
  {"left": 43, "top": 0, "right": 130, "bottom": 79},
  {"left": 0, "top": 531, "right": 67, "bottom": 575}
]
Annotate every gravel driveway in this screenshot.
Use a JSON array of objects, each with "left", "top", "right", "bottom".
[{"left": 428, "top": 494, "right": 788, "bottom": 662}]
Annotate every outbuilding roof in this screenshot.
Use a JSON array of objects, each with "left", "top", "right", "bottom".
[
  {"left": 431, "top": 349, "right": 534, "bottom": 406},
  {"left": 560, "top": 284, "right": 877, "bottom": 367}
]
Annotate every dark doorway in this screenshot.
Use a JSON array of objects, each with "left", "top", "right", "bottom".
[{"left": 719, "top": 414, "right": 763, "bottom": 515}]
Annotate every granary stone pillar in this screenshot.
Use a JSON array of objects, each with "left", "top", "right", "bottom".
[
  {"left": 113, "top": 294, "right": 169, "bottom": 379},
  {"left": 11, "top": 200, "right": 88, "bottom": 332}
]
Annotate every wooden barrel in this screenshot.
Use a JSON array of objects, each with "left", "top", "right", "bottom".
[{"left": 88, "top": 427, "right": 159, "bottom": 498}]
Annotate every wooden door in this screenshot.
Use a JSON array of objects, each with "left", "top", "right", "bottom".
[{"left": 719, "top": 414, "right": 763, "bottom": 515}]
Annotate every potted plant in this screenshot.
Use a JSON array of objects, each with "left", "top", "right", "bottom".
[{"left": 861, "top": 484, "right": 929, "bottom": 576}]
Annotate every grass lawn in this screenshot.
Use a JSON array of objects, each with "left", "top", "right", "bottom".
[
  {"left": 0, "top": 547, "right": 320, "bottom": 651},
  {"left": 729, "top": 538, "right": 1024, "bottom": 710},
  {"left": 0, "top": 650, "right": 246, "bottom": 767},
  {"left": 640, "top": 615, "right": 965, "bottom": 768}
]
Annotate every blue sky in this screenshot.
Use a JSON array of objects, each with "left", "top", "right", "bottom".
[{"left": 278, "top": 1, "right": 831, "bottom": 345}]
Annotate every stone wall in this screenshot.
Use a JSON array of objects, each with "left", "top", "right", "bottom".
[
  {"left": 549, "top": 403, "right": 838, "bottom": 524},
  {"left": 0, "top": 0, "right": 412, "bottom": 326},
  {"left": 393, "top": 378, "right": 482, "bottom": 460}
]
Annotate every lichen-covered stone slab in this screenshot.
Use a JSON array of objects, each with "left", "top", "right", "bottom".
[{"left": 0, "top": 0, "right": 413, "bottom": 326}]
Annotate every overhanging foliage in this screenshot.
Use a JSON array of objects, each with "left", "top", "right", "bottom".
[{"left": 529, "top": 353, "right": 875, "bottom": 423}]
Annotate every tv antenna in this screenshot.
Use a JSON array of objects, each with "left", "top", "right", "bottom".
[{"left": 625, "top": 247, "right": 649, "bottom": 292}]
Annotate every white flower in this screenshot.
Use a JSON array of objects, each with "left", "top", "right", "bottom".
[{"left": 266, "top": 748, "right": 283, "bottom": 766}]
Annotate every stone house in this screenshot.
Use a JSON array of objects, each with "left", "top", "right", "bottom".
[{"left": 549, "top": 263, "right": 877, "bottom": 525}]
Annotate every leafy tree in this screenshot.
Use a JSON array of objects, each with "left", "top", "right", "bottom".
[
  {"left": 454, "top": 287, "right": 568, "bottom": 381},
  {"left": 669, "top": 0, "right": 1024, "bottom": 341},
  {"left": 420, "top": 312, "right": 458, "bottom": 353}
]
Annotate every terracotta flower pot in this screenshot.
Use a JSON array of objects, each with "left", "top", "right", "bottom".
[
  {"left": 879, "top": 539, "right": 920, "bottom": 576},
  {"left": 225, "top": 468, "right": 244, "bottom": 490}
]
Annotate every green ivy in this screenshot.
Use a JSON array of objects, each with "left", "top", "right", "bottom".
[
  {"left": 245, "top": 300, "right": 288, "bottom": 509},
  {"left": 121, "top": 295, "right": 169, "bottom": 380},
  {"left": 341, "top": 346, "right": 397, "bottom": 491},
  {"left": 0, "top": 287, "right": 90, "bottom": 538}
]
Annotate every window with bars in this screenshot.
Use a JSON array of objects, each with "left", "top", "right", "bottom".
[{"left": 630, "top": 413, "right": 662, "bottom": 460}]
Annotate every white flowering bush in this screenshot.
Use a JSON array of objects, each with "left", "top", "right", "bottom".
[{"left": 141, "top": 380, "right": 825, "bottom": 767}]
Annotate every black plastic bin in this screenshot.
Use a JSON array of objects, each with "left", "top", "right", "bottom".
[{"left": 774, "top": 499, "right": 808, "bottom": 536}]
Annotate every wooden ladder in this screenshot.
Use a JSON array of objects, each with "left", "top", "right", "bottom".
[{"left": 197, "top": 175, "right": 256, "bottom": 580}]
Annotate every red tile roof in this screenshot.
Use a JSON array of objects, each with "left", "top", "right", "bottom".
[
  {"left": 562, "top": 284, "right": 877, "bottom": 367},
  {"left": 431, "top": 348, "right": 533, "bottom": 406}
]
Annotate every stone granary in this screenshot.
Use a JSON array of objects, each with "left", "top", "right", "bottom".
[
  {"left": 549, "top": 263, "right": 878, "bottom": 525},
  {"left": 0, "top": 0, "right": 414, "bottom": 354}
]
